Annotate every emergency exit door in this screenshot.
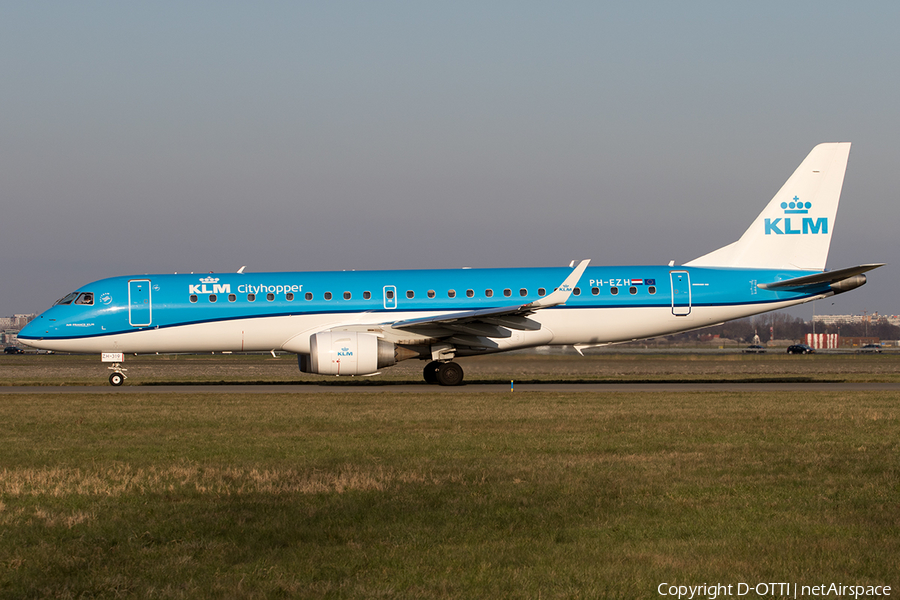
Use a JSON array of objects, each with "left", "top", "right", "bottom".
[{"left": 383, "top": 285, "right": 397, "bottom": 309}]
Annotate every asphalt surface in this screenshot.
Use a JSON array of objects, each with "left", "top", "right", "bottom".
[{"left": 2, "top": 382, "right": 900, "bottom": 394}]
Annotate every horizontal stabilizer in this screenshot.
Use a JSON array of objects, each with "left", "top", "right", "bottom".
[{"left": 758, "top": 263, "right": 884, "bottom": 291}]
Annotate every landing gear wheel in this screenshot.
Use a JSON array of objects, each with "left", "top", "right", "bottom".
[
  {"left": 436, "top": 361, "right": 464, "bottom": 386},
  {"left": 109, "top": 372, "right": 125, "bottom": 387},
  {"left": 423, "top": 361, "right": 440, "bottom": 384}
]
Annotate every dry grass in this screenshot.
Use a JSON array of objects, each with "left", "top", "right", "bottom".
[{"left": 0, "top": 463, "right": 450, "bottom": 498}]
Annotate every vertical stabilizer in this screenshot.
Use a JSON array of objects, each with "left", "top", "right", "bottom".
[{"left": 685, "top": 143, "right": 851, "bottom": 271}]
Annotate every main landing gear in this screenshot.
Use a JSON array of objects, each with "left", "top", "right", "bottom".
[{"left": 423, "top": 360, "right": 464, "bottom": 386}]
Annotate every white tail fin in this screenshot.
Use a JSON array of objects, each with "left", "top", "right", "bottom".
[{"left": 685, "top": 143, "right": 851, "bottom": 271}]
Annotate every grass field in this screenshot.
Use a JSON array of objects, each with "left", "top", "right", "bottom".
[
  {"left": 1, "top": 383, "right": 898, "bottom": 598},
  {"left": 2, "top": 350, "right": 900, "bottom": 386}
]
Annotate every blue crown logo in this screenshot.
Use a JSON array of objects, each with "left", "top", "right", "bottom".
[
  {"left": 341, "top": 347, "right": 349, "bottom": 352},
  {"left": 781, "top": 196, "right": 811, "bottom": 215}
]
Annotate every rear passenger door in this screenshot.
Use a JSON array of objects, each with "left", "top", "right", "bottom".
[{"left": 670, "top": 271, "right": 691, "bottom": 316}]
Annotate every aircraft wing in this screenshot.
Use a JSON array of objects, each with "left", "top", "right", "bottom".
[
  {"left": 383, "top": 258, "right": 589, "bottom": 339},
  {"left": 758, "top": 263, "right": 884, "bottom": 290},
  {"left": 387, "top": 259, "right": 590, "bottom": 338},
  {"left": 317, "top": 260, "right": 590, "bottom": 347}
]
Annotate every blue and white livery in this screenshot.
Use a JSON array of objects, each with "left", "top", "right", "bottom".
[{"left": 19, "top": 143, "right": 882, "bottom": 385}]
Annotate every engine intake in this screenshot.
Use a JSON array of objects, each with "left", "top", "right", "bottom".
[{"left": 298, "top": 331, "right": 397, "bottom": 375}]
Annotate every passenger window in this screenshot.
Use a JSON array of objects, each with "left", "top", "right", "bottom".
[
  {"left": 190, "top": 295, "right": 198, "bottom": 303},
  {"left": 591, "top": 287, "right": 599, "bottom": 295},
  {"left": 267, "top": 293, "right": 275, "bottom": 301},
  {"left": 343, "top": 292, "right": 351, "bottom": 300},
  {"left": 485, "top": 289, "right": 493, "bottom": 298},
  {"left": 519, "top": 288, "right": 527, "bottom": 297},
  {"left": 573, "top": 287, "right": 581, "bottom": 296},
  {"left": 610, "top": 287, "right": 618, "bottom": 295},
  {"left": 324, "top": 292, "right": 332, "bottom": 300},
  {"left": 448, "top": 290, "right": 456, "bottom": 298},
  {"left": 209, "top": 295, "right": 217, "bottom": 303},
  {"left": 248, "top": 294, "right": 256, "bottom": 302},
  {"left": 466, "top": 289, "right": 474, "bottom": 298},
  {"left": 285, "top": 292, "right": 294, "bottom": 301},
  {"left": 629, "top": 286, "right": 637, "bottom": 295},
  {"left": 386, "top": 290, "right": 395, "bottom": 300},
  {"left": 229, "top": 294, "right": 236, "bottom": 302},
  {"left": 406, "top": 290, "right": 414, "bottom": 299},
  {"left": 305, "top": 292, "right": 313, "bottom": 301},
  {"left": 538, "top": 288, "right": 546, "bottom": 296},
  {"left": 427, "top": 290, "right": 435, "bottom": 298},
  {"left": 648, "top": 286, "right": 656, "bottom": 295},
  {"left": 363, "top": 291, "right": 371, "bottom": 300}
]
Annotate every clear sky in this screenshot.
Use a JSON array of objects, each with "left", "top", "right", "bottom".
[{"left": 2, "top": 2, "right": 897, "bottom": 318}]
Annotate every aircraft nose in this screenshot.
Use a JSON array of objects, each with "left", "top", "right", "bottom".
[{"left": 17, "top": 316, "right": 46, "bottom": 346}]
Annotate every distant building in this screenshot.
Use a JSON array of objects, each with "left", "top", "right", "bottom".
[
  {"left": 814, "top": 313, "right": 900, "bottom": 326},
  {"left": 0, "top": 314, "right": 36, "bottom": 346},
  {"left": 806, "top": 333, "right": 839, "bottom": 349},
  {"left": 841, "top": 337, "right": 881, "bottom": 348},
  {"left": 0, "top": 314, "right": 36, "bottom": 330}
]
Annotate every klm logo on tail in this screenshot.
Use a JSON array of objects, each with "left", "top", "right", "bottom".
[{"left": 764, "top": 197, "right": 828, "bottom": 235}]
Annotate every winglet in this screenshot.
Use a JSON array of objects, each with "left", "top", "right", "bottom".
[{"left": 527, "top": 259, "right": 590, "bottom": 309}]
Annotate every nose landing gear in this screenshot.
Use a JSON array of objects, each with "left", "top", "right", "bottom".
[{"left": 107, "top": 363, "right": 127, "bottom": 386}]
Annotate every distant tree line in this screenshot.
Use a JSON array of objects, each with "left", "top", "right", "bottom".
[{"left": 666, "top": 313, "right": 900, "bottom": 344}]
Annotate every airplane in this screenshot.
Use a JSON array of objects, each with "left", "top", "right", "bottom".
[{"left": 18, "top": 143, "right": 882, "bottom": 386}]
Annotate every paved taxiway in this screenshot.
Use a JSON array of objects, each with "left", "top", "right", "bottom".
[{"left": 2, "top": 382, "right": 899, "bottom": 394}]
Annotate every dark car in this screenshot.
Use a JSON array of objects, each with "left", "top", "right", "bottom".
[
  {"left": 743, "top": 344, "right": 767, "bottom": 354},
  {"left": 859, "top": 344, "right": 883, "bottom": 354},
  {"left": 3, "top": 346, "right": 24, "bottom": 354},
  {"left": 786, "top": 344, "right": 815, "bottom": 354}
]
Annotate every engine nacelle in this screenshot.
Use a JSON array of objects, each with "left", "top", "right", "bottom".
[
  {"left": 298, "top": 331, "right": 397, "bottom": 375},
  {"left": 830, "top": 274, "right": 867, "bottom": 294}
]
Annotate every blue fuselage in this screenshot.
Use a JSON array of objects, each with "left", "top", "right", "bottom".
[{"left": 19, "top": 265, "right": 827, "bottom": 354}]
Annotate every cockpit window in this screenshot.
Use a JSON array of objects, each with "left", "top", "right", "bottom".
[
  {"left": 55, "top": 292, "right": 80, "bottom": 305},
  {"left": 55, "top": 291, "right": 94, "bottom": 306}
]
